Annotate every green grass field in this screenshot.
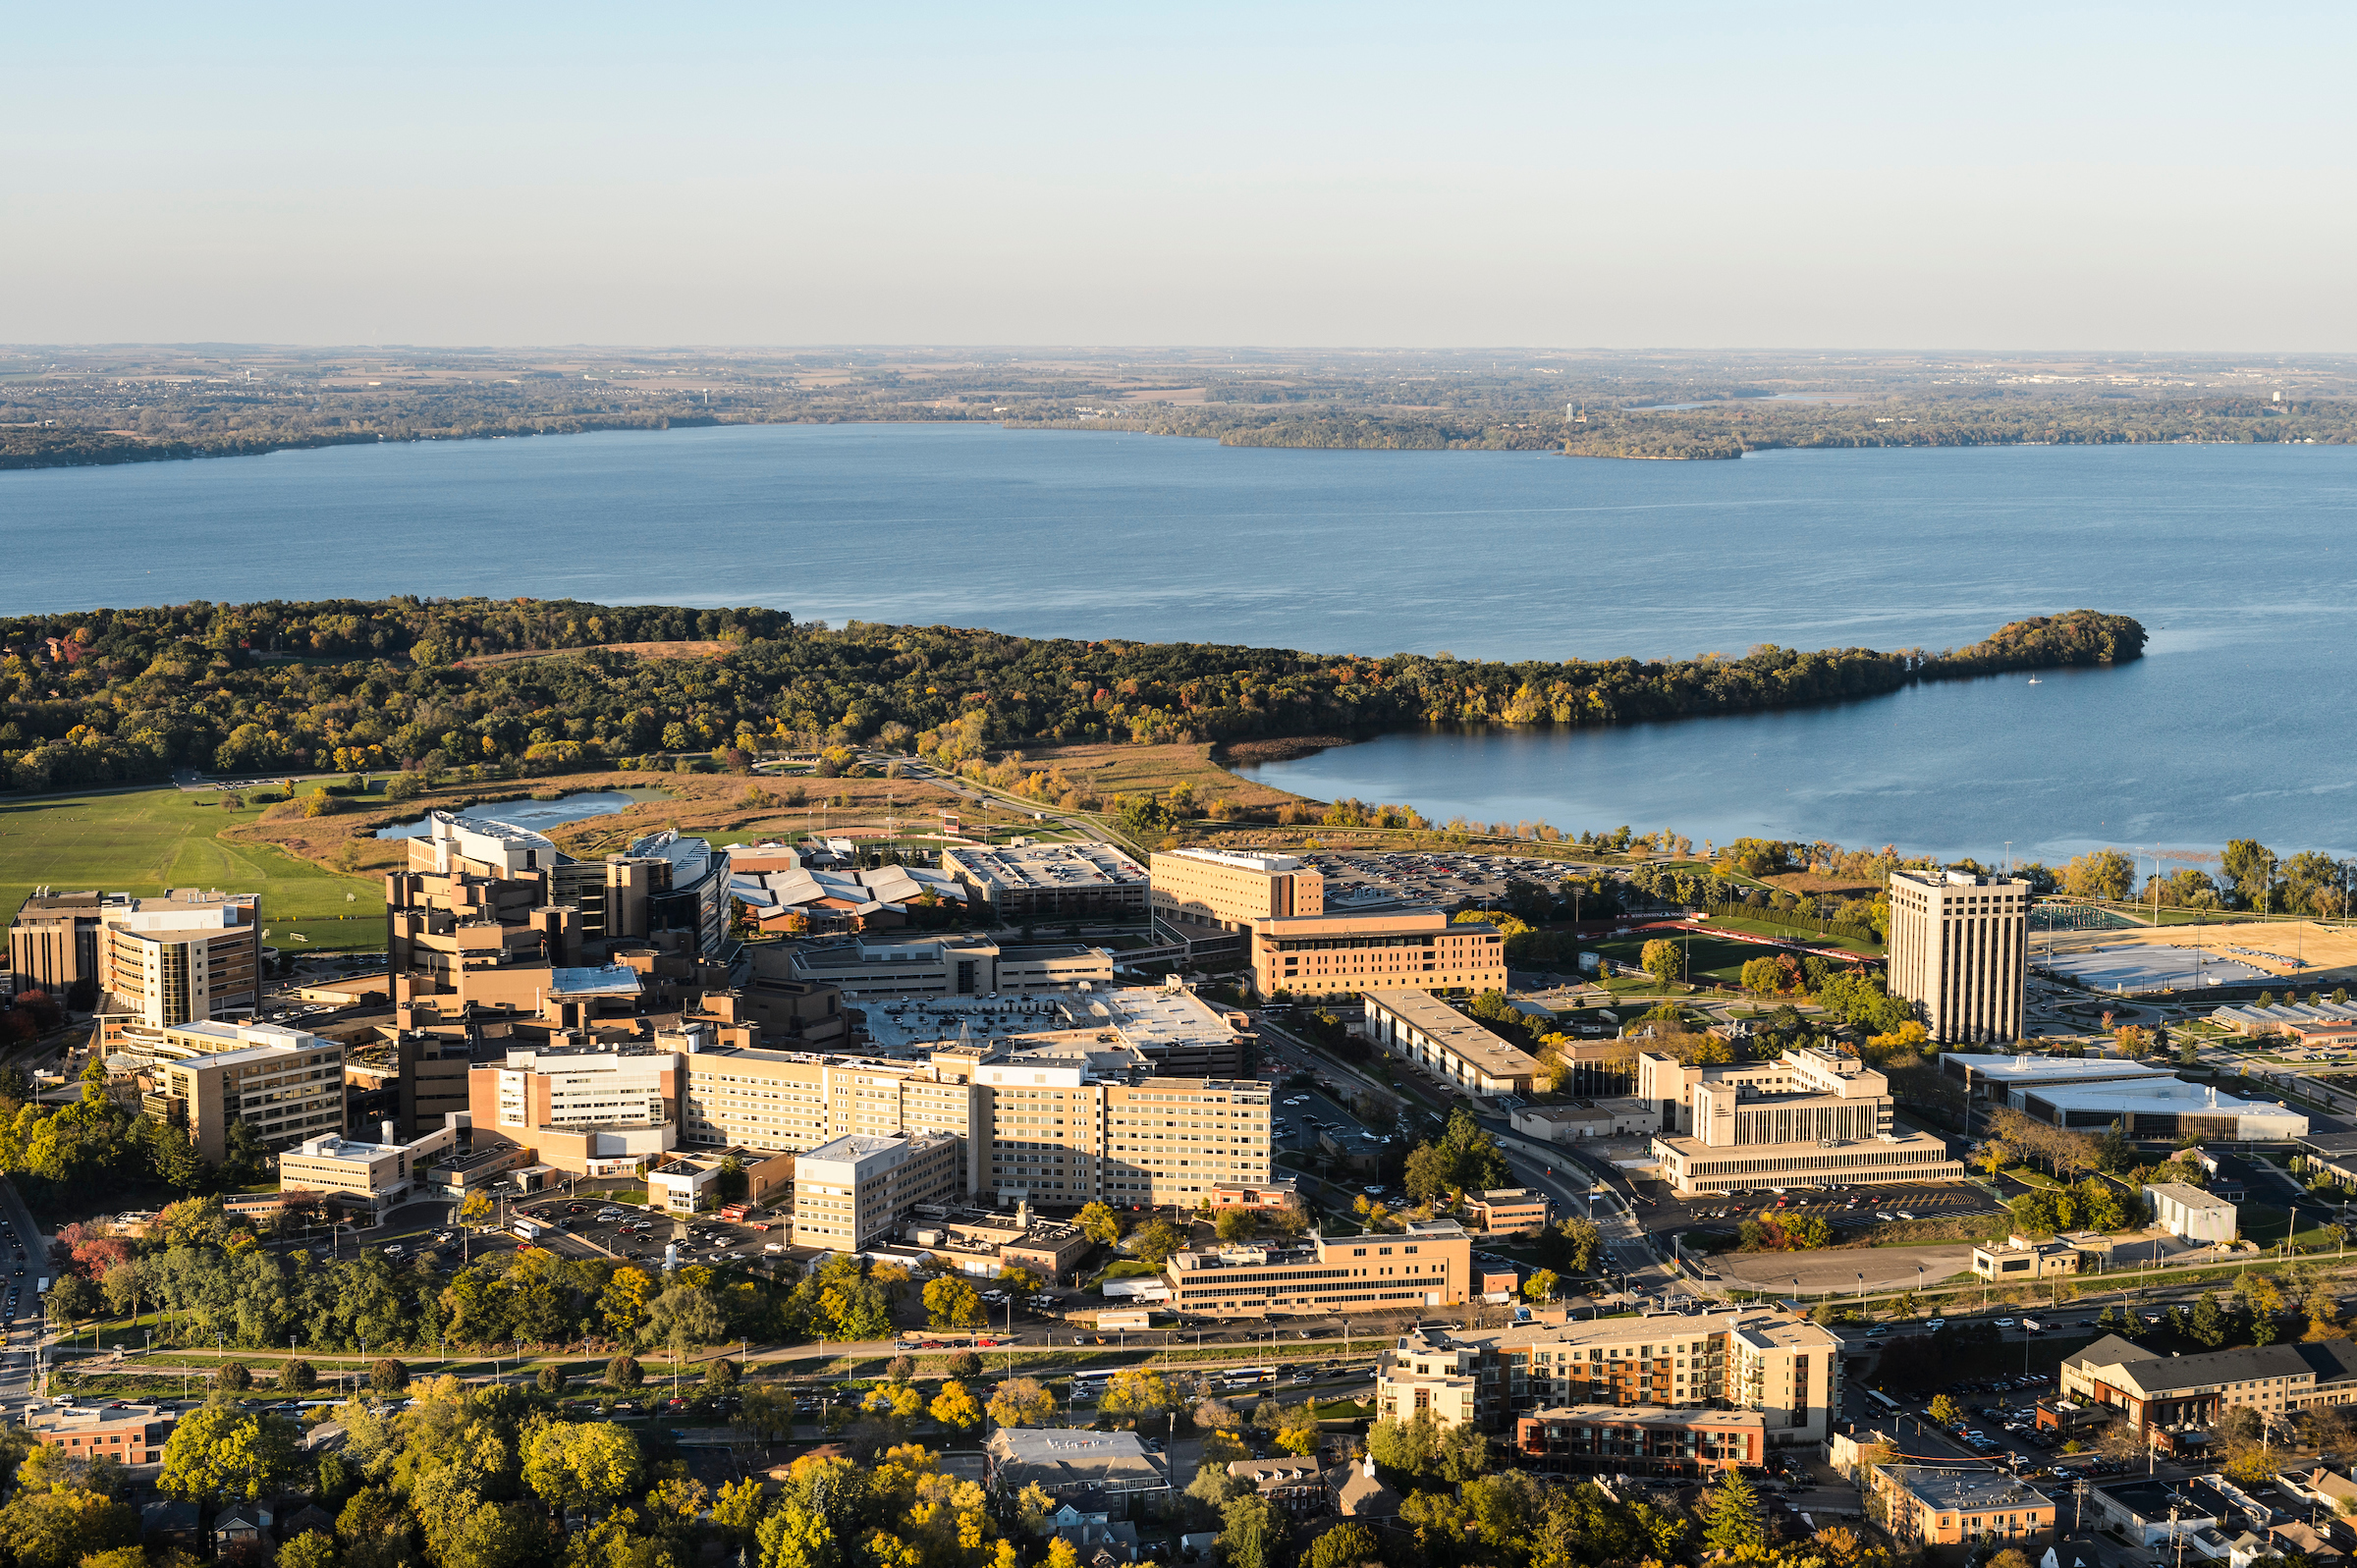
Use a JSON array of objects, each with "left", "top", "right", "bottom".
[
  {"left": 1589, "top": 929, "right": 1878, "bottom": 986},
  {"left": 0, "top": 786, "right": 384, "bottom": 951}
]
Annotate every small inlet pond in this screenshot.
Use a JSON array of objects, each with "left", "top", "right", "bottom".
[{"left": 374, "top": 788, "right": 670, "bottom": 840}]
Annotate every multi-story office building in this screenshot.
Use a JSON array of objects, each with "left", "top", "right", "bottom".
[
  {"left": 98, "top": 890, "right": 264, "bottom": 1031},
  {"left": 791, "top": 1130, "right": 963, "bottom": 1249},
  {"left": 1361, "top": 989, "right": 1539, "bottom": 1096},
  {"left": 1887, "top": 869, "right": 2030, "bottom": 1045},
  {"left": 466, "top": 1042, "right": 682, "bottom": 1177},
  {"left": 26, "top": 1403, "right": 174, "bottom": 1466},
  {"left": 10, "top": 888, "right": 270, "bottom": 1038},
  {"left": 8, "top": 889, "right": 104, "bottom": 1002},
  {"left": 1158, "top": 1219, "right": 1473, "bottom": 1319},
  {"left": 1377, "top": 1310, "right": 1844, "bottom": 1445},
  {"left": 678, "top": 1024, "right": 1273, "bottom": 1212},
  {"left": 941, "top": 842, "right": 1149, "bottom": 920},
  {"left": 1249, "top": 911, "right": 1507, "bottom": 1000},
  {"left": 681, "top": 1047, "right": 985, "bottom": 1181},
  {"left": 387, "top": 813, "right": 732, "bottom": 1019},
  {"left": 135, "top": 1021, "right": 347, "bottom": 1162},
  {"left": 1151, "top": 848, "right": 1324, "bottom": 932},
  {"left": 1646, "top": 1045, "right": 1965, "bottom": 1195}
]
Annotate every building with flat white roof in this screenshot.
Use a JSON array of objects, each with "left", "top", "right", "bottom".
[
  {"left": 1649, "top": 1045, "right": 1964, "bottom": 1194},
  {"left": 279, "top": 1113, "right": 471, "bottom": 1208},
  {"left": 1151, "top": 847, "right": 1324, "bottom": 933},
  {"left": 792, "top": 1129, "right": 962, "bottom": 1249},
  {"left": 2145, "top": 1182, "right": 2237, "bottom": 1244},
  {"left": 2010, "top": 1077, "right": 2306, "bottom": 1141},
  {"left": 1361, "top": 989, "right": 1539, "bottom": 1096},
  {"left": 941, "top": 842, "right": 1148, "bottom": 919}
]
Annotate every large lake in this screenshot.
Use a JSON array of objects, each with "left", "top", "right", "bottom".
[{"left": 4, "top": 423, "right": 2354, "bottom": 861}]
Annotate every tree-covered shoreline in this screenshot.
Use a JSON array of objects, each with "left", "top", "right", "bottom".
[{"left": 0, "top": 599, "right": 2140, "bottom": 795}]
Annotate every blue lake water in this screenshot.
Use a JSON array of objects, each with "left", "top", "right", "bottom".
[{"left": 4, "top": 423, "right": 2355, "bottom": 862}]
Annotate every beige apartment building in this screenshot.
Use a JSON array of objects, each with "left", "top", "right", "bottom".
[
  {"left": 1646, "top": 1045, "right": 1965, "bottom": 1194},
  {"left": 1159, "top": 1218, "right": 1473, "bottom": 1319},
  {"left": 1377, "top": 1309, "right": 1843, "bottom": 1444},
  {"left": 1151, "top": 848, "right": 1324, "bottom": 932},
  {"left": 1888, "top": 869, "right": 2029, "bottom": 1045},
  {"left": 135, "top": 1021, "right": 347, "bottom": 1162},
  {"left": 1249, "top": 911, "right": 1507, "bottom": 1000}
]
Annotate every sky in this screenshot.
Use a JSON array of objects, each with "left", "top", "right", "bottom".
[{"left": 8, "top": 2, "right": 2356, "bottom": 349}]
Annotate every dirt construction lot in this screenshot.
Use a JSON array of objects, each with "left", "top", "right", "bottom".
[{"left": 2041, "top": 919, "right": 2357, "bottom": 988}]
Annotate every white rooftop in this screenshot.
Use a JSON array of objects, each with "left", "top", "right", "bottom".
[
  {"left": 1168, "top": 847, "right": 1303, "bottom": 874},
  {"left": 1944, "top": 1053, "right": 2178, "bottom": 1082}
]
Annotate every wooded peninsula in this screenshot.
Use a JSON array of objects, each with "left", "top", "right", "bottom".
[{"left": 0, "top": 600, "right": 2142, "bottom": 794}]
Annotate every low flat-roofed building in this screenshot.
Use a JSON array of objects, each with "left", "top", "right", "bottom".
[
  {"left": 27, "top": 1402, "right": 172, "bottom": 1465},
  {"left": 2146, "top": 1181, "right": 2237, "bottom": 1244},
  {"left": 942, "top": 842, "right": 1148, "bottom": 919},
  {"left": 647, "top": 1146, "right": 797, "bottom": 1214},
  {"left": 1361, "top": 989, "right": 1538, "bottom": 1096},
  {"left": 790, "top": 938, "right": 1116, "bottom": 1000},
  {"left": 1873, "top": 1465, "right": 2054, "bottom": 1546},
  {"left": 986, "top": 1428, "right": 1169, "bottom": 1501},
  {"left": 2093, "top": 1481, "right": 2216, "bottom": 1547},
  {"left": 1971, "top": 1232, "right": 2084, "bottom": 1281},
  {"left": 1940, "top": 1052, "right": 2181, "bottom": 1094},
  {"left": 905, "top": 1206, "right": 1096, "bottom": 1279},
  {"left": 1249, "top": 911, "right": 1506, "bottom": 1001},
  {"left": 2013, "top": 1078, "right": 2307, "bottom": 1141},
  {"left": 1209, "top": 1178, "right": 1300, "bottom": 1213},
  {"left": 1514, "top": 1404, "right": 1764, "bottom": 1476},
  {"left": 1163, "top": 1218, "right": 1473, "bottom": 1320},
  {"left": 1509, "top": 1101, "right": 1658, "bottom": 1143},
  {"left": 1466, "top": 1188, "right": 1551, "bottom": 1235},
  {"left": 279, "top": 1113, "right": 470, "bottom": 1208}
]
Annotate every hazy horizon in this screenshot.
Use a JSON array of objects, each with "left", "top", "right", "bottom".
[{"left": 11, "top": 3, "right": 2357, "bottom": 350}]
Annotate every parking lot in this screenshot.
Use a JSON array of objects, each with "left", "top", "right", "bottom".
[
  {"left": 1641, "top": 1180, "right": 1999, "bottom": 1234},
  {"left": 1297, "top": 849, "right": 1605, "bottom": 914}
]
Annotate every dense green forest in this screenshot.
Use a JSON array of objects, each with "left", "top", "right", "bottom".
[{"left": 0, "top": 600, "right": 2139, "bottom": 793}]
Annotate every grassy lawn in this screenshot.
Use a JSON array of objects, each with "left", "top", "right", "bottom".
[
  {"left": 1699, "top": 914, "right": 1884, "bottom": 956},
  {"left": 2237, "top": 1203, "right": 2345, "bottom": 1250},
  {"left": 0, "top": 785, "right": 384, "bottom": 950}
]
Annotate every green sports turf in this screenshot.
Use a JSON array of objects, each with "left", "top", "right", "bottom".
[{"left": 0, "top": 786, "right": 384, "bottom": 952}]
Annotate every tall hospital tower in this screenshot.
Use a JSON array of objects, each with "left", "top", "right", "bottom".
[{"left": 1886, "top": 868, "right": 2030, "bottom": 1045}]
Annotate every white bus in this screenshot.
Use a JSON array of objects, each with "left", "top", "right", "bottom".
[
  {"left": 1222, "top": 1366, "right": 1278, "bottom": 1389},
  {"left": 1864, "top": 1390, "right": 1903, "bottom": 1419}
]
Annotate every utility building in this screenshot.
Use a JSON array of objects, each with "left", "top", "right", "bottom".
[{"left": 1887, "top": 869, "right": 2029, "bottom": 1045}]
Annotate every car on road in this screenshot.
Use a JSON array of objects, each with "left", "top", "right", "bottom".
[
  {"left": 1865, "top": 1325, "right": 1889, "bottom": 1337},
  {"left": 1994, "top": 1318, "right": 2017, "bottom": 1328},
  {"left": 1926, "top": 1318, "right": 1946, "bottom": 1330}
]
